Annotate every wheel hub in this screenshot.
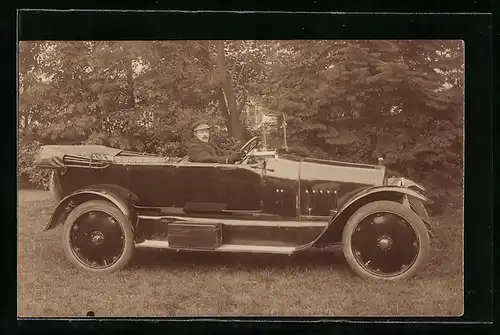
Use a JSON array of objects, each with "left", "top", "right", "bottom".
[
  {"left": 377, "top": 235, "right": 393, "bottom": 251},
  {"left": 90, "top": 231, "right": 105, "bottom": 246},
  {"left": 350, "top": 211, "right": 423, "bottom": 278}
]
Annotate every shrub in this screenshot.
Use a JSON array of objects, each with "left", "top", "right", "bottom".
[{"left": 18, "top": 140, "right": 51, "bottom": 189}]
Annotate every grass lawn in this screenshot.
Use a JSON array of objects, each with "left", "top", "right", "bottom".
[{"left": 17, "top": 189, "right": 463, "bottom": 317}]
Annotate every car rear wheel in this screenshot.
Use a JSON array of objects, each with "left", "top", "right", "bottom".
[
  {"left": 61, "top": 200, "right": 135, "bottom": 273},
  {"left": 342, "top": 200, "right": 430, "bottom": 281}
]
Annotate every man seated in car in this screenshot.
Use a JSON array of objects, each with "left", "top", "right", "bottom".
[{"left": 186, "top": 120, "right": 245, "bottom": 164}]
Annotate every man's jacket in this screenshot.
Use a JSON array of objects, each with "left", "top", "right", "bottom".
[{"left": 186, "top": 138, "right": 230, "bottom": 163}]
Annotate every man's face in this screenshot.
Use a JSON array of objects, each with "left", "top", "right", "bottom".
[{"left": 194, "top": 128, "right": 210, "bottom": 143}]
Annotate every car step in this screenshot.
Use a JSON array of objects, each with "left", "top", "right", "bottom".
[
  {"left": 137, "top": 215, "right": 329, "bottom": 227},
  {"left": 216, "top": 244, "right": 296, "bottom": 254},
  {"left": 135, "top": 239, "right": 297, "bottom": 254}
]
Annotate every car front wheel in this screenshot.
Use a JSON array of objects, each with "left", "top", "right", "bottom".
[
  {"left": 61, "top": 200, "right": 135, "bottom": 273},
  {"left": 342, "top": 200, "right": 430, "bottom": 281}
]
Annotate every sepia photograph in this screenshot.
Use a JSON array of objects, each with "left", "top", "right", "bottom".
[{"left": 18, "top": 39, "right": 464, "bottom": 317}]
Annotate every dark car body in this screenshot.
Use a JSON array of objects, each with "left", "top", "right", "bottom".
[{"left": 34, "top": 143, "right": 432, "bottom": 280}]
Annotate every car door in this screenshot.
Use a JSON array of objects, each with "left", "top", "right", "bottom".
[
  {"left": 172, "top": 162, "right": 226, "bottom": 213},
  {"left": 128, "top": 165, "right": 176, "bottom": 207},
  {"left": 217, "top": 163, "right": 264, "bottom": 212}
]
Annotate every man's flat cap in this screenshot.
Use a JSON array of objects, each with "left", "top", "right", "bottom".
[{"left": 192, "top": 120, "right": 212, "bottom": 132}]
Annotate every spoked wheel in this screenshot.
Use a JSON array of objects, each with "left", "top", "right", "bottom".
[
  {"left": 61, "top": 200, "right": 135, "bottom": 273},
  {"left": 342, "top": 200, "right": 430, "bottom": 281}
]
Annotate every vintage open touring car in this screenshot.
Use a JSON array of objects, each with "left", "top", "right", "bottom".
[{"left": 33, "top": 135, "right": 433, "bottom": 281}]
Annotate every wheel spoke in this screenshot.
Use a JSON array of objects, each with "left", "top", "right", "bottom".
[
  {"left": 70, "top": 210, "right": 125, "bottom": 269},
  {"left": 351, "top": 212, "right": 419, "bottom": 277}
]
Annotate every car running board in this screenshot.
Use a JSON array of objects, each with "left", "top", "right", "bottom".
[
  {"left": 137, "top": 214, "right": 329, "bottom": 227},
  {"left": 135, "top": 239, "right": 297, "bottom": 254}
]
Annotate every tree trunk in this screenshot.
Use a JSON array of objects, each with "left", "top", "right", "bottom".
[
  {"left": 19, "top": 43, "right": 39, "bottom": 138},
  {"left": 23, "top": 111, "right": 29, "bottom": 134},
  {"left": 197, "top": 42, "right": 232, "bottom": 134},
  {"left": 98, "top": 94, "right": 108, "bottom": 134},
  {"left": 215, "top": 41, "right": 245, "bottom": 142},
  {"left": 126, "top": 58, "right": 135, "bottom": 109},
  {"left": 215, "top": 89, "right": 231, "bottom": 134}
]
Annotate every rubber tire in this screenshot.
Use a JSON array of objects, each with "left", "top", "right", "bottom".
[
  {"left": 61, "top": 200, "right": 135, "bottom": 274},
  {"left": 342, "top": 200, "right": 430, "bottom": 281}
]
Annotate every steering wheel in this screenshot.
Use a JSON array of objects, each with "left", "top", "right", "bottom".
[
  {"left": 235, "top": 136, "right": 260, "bottom": 164},
  {"left": 239, "top": 136, "right": 260, "bottom": 154}
]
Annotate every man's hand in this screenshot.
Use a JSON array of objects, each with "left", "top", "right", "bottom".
[{"left": 227, "top": 151, "right": 245, "bottom": 163}]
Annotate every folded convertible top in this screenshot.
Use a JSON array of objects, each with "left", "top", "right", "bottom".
[{"left": 33, "top": 145, "right": 124, "bottom": 169}]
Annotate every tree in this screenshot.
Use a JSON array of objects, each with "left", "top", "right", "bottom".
[
  {"left": 195, "top": 40, "right": 272, "bottom": 142},
  {"left": 18, "top": 41, "right": 47, "bottom": 137},
  {"left": 18, "top": 39, "right": 464, "bottom": 209},
  {"left": 214, "top": 40, "right": 250, "bottom": 141},
  {"left": 257, "top": 40, "right": 464, "bottom": 203}
]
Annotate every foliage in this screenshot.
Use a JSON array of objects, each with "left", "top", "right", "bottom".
[
  {"left": 18, "top": 40, "right": 464, "bottom": 208},
  {"left": 257, "top": 40, "right": 464, "bottom": 204},
  {"left": 18, "top": 140, "right": 51, "bottom": 189}
]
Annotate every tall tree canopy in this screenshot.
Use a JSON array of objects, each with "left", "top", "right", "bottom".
[
  {"left": 18, "top": 40, "right": 463, "bottom": 205},
  {"left": 256, "top": 40, "right": 463, "bottom": 199}
]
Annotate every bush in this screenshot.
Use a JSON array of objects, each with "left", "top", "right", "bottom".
[{"left": 18, "top": 140, "right": 51, "bottom": 189}]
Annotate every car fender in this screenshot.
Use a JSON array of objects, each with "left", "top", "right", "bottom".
[
  {"left": 44, "top": 187, "right": 135, "bottom": 232},
  {"left": 346, "top": 185, "right": 427, "bottom": 206},
  {"left": 298, "top": 185, "right": 429, "bottom": 250},
  {"left": 387, "top": 176, "right": 426, "bottom": 192},
  {"left": 49, "top": 170, "right": 63, "bottom": 203}
]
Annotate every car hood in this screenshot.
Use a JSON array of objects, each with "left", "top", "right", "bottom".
[{"left": 278, "top": 153, "right": 382, "bottom": 170}]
